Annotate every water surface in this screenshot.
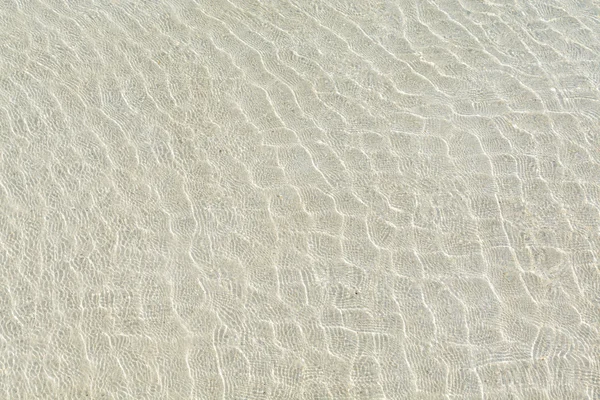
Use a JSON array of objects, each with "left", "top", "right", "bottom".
[{"left": 0, "top": 0, "right": 599, "bottom": 398}]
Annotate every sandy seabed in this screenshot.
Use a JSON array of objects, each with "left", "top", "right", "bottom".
[{"left": 0, "top": 0, "right": 599, "bottom": 399}]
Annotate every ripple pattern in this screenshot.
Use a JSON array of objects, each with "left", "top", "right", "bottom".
[{"left": 0, "top": 0, "right": 599, "bottom": 399}]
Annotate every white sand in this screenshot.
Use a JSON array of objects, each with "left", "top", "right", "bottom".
[{"left": 0, "top": 0, "right": 599, "bottom": 398}]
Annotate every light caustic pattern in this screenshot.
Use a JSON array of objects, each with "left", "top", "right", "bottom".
[{"left": 0, "top": 0, "right": 599, "bottom": 398}]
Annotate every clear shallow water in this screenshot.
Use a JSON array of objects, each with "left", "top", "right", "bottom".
[{"left": 0, "top": 0, "right": 599, "bottom": 399}]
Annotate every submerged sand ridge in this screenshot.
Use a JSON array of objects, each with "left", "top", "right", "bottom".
[{"left": 0, "top": 0, "right": 599, "bottom": 398}]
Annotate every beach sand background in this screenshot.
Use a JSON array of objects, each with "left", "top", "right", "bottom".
[{"left": 0, "top": 0, "right": 599, "bottom": 398}]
